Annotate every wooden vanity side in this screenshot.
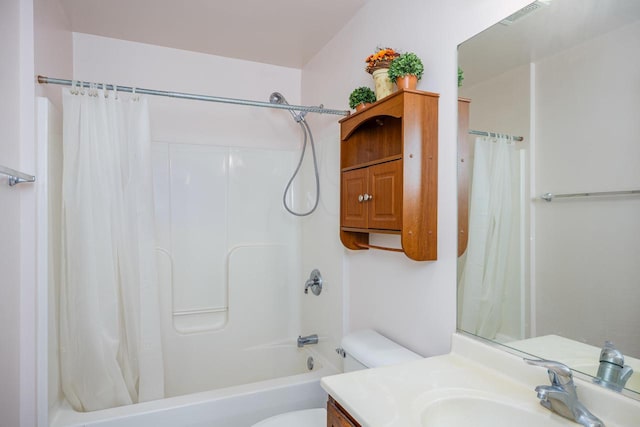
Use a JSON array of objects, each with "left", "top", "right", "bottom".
[
  {"left": 457, "top": 98, "right": 471, "bottom": 257},
  {"left": 327, "top": 396, "right": 361, "bottom": 427},
  {"left": 401, "top": 91, "right": 439, "bottom": 261}
]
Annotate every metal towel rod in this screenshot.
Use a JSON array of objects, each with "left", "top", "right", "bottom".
[
  {"left": 0, "top": 164, "right": 36, "bottom": 186},
  {"left": 540, "top": 189, "right": 640, "bottom": 202}
]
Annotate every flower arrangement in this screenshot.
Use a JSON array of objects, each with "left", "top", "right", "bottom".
[
  {"left": 387, "top": 52, "right": 424, "bottom": 82},
  {"left": 348, "top": 86, "right": 376, "bottom": 109},
  {"left": 365, "top": 47, "right": 400, "bottom": 74}
]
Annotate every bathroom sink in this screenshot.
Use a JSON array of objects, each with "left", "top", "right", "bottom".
[
  {"left": 419, "top": 393, "right": 570, "bottom": 427},
  {"left": 323, "top": 334, "right": 640, "bottom": 427}
]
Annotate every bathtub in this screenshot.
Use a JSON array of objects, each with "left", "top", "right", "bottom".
[{"left": 49, "top": 344, "right": 338, "bottom": 427}]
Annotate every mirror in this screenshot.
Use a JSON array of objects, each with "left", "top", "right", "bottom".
[{"left": 457, "top": 0, "right": 640, "bottom": 396}]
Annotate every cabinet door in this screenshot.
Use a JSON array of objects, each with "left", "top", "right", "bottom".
[
  {"left": 368, "top": 160, "right": 402, "bottom": 231},
  {"left": 327, "top": 397, "right": 361, "bottom": 427},
  {"left": 341, "top": 168, "right": 368, "bottom": 229}
]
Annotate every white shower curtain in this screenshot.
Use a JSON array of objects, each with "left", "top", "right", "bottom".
[
  {"left": 60, "top": 86, "right": 164, "bottom": 412},
  {"left": 459, "top": 135, "right": 520, "bottom": 340}
]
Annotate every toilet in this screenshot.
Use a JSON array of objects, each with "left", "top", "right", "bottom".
[{"left": 251, "top": 329, "right": 421, "bottom": 427}]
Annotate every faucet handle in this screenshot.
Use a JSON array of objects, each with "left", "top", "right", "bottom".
[
  {"left": 525, "top": 358, "right": 574, "bottom": 386},
  {"left": 599, "top": 341, "right": 624, "bottom": 366}
]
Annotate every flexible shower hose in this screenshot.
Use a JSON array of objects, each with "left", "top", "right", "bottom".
[{"left": 282, "top": 119, "right": 320, "bottom": 216}]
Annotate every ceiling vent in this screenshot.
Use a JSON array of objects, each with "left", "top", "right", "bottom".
[{"left": 499, "top": 0, "right": 551, "bottom": 26}]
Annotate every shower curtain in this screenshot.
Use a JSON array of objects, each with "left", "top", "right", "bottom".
[
  {"left": 458, "top": 135, "right": 520, "bottom": 340},
  {"left": 59, "top": 86, "right": 164, "bottom": 411}
]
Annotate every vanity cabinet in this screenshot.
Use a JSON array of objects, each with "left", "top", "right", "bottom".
[
  {"left": 339, "top": 89, "right": 439, "bottom": 261},
  {"left": 327, "top": 396, "right": 361, "bottom": 427}
]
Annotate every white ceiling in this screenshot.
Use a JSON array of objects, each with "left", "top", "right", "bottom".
[
  {"left": 458, "top": 0, "right": 640, "bottom": 87},
  {"left": 59, "top": 0, "right": 370, "bottom": 68}
]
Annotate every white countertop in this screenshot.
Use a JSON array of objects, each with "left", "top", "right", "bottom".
[{"left": 321, "top": 333, "right": 640, "bottom": 427}]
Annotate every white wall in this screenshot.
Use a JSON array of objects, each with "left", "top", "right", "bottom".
[
  {"left": 533, "top": 21, "right": 640, "bottom": 355},
  {"left": 0, "top": 1, "right": 25, "bottom": 425},
  {"left": 34, "top": 0, "right": 72, "bottom": 107},
  {"left": 460, "top": 64, "right": 531, "bottom": 140},
  {"left": 301, "top": 0, "right": 531, "bottom": 358},
  {"left": 0, "top": 0, "right": 41, "bottom": 425}
]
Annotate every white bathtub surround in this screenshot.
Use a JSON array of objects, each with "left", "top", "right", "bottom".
[
  {"left": 60, "top": 89, "right": 164, "bottom": 411},
  {"left": 322, "top": 333, "right": 640, "bottom": 426}
]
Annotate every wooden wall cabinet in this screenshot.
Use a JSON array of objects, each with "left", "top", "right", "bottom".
[
  {"left": 339, "top": 89, "right": 439, "bottom": 261},
  {"left": 327, "top": 396, "right": 361, "bottom": 427}
]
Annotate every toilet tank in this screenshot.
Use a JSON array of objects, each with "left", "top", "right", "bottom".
[{"left": 340, "top": 329, "right": 422, "bottom": 372}]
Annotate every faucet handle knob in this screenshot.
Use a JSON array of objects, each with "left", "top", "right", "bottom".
[
  {"left": 600, "top": 341, "right": 625, "bottom": 366},
  {"left": 525, "top": 358, "right": 574, "bottom": 386}
]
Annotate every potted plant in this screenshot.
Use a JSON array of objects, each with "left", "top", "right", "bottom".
[
  {"left": 388, "top": 52, "right": 424, "bottom": 90},
  {"left": 458, "top": 67, "right": 464, "bottom": 87},
  {"left": 349, "top": 86, "right": 376, "bottom": 111}
]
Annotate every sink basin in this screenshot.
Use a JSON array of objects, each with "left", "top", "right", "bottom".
[{"left": 419, "top": 392, "right": 570, "bottom": 427}]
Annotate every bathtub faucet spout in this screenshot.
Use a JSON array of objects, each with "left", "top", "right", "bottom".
[{"left": 297, "top": 334, "right": 318, "bottom": 348}]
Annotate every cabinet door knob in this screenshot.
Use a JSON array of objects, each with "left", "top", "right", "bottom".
[
  {"left": 363, "top": 193, "right": 373, "bottom": 201},
  {"left": 358, "top": 194, "right": 364, "bottom": 202}
]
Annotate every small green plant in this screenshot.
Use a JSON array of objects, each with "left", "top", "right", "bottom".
[
  {"left": 348, "top": 86, "right": 376, "bottom": 109},
  {"left": 388, "top": 52, "right": 424, "bottom": 82},
  {"left": 458, "top": 67, "right": 464, "bottom": 87}
]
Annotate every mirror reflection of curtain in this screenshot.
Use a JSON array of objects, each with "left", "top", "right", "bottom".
[
  {"left": 60, "top": 89, "right": 165, "bottom": 411},
  {"left": 459, "top": 136, "right": 522, "bottom": 340}
]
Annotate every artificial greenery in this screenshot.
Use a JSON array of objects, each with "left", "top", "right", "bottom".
[
  {"left": 458, "top": 67, "right": 464, "bottom": 87},
  {"left": 387, "top": 52, "right": 424, "bottom": 82},
  {"left": 348, "top": 86, "right": 376, "bottom": 109}
]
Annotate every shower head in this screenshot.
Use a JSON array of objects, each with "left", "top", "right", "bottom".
[
  {"left": 269, "top": 92, "right": 288, "bottom": 105},
  {"left": 269, "top": 91, "right": 306, "bottom": 122}
]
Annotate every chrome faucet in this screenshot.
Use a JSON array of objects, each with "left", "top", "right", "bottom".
[
  {"left": 594, "top": 341, "right": 633, "bottom": 392},
  {"left": 297, "top": 334, "right": 318, "bottom": 348},
  {"left": 304, "top": 269, "right": 323, "bottom": 296},
  {"left": 525, "top": 358, "right": 605, "bottom": 427}
]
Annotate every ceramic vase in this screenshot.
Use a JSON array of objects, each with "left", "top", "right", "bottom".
[{"left": 372, "top": 68, "right": 394, "bottom": 100}]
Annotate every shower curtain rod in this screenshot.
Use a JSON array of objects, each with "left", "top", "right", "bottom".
[
  {"left": 37, "top": 75, "right": 350, "bottom": 117},
  {"left": 469, "top": 129, "right": 524, "bottom": 142}
]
